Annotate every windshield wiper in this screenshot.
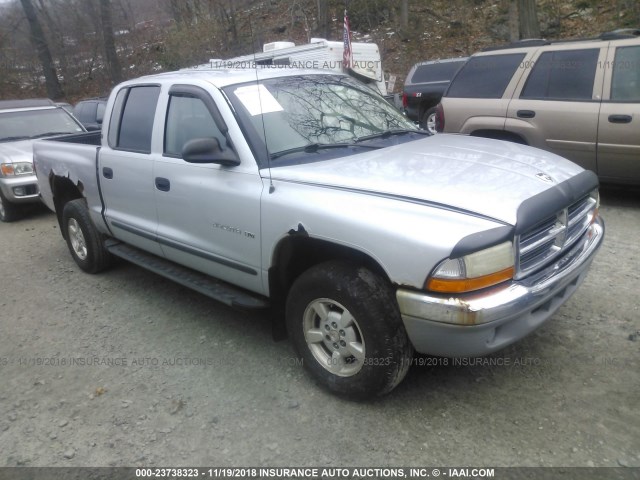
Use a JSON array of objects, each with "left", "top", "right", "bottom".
[
  {"left": 355, "top": 129, "right": 429, "bottom": 143},
  {"left": 270, "top": 142, "right": 381, "bottom": 160},
  {"left": 0, "top": 136, "right": 30, "bottom": 142}
]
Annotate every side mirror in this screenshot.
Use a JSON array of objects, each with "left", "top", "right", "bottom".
[{"left": 181, "top": 137, "right": 240, "bottom": 166}]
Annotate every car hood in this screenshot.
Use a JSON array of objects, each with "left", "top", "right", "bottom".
[
  {"left": 269, "top": 134, "right": 586, "bottom": 225},
  {"left": 0, "top": 139, "right": 35, "bottom": 164}
]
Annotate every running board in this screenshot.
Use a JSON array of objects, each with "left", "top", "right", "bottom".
[{"left": 105, "top": 241, "right": 269, "bottom": 310}]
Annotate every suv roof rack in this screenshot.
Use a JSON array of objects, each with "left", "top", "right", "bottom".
[
  {"left": 0, "top": 98, "right": 55, "bottom": 110},
  {"left": 483, "top": 28, "right": 639, "bottom": 52},
  {"left": 600, "top": 28, "right": 640, "bottom": 40},
  {"left": 482, "top": 39, "right": 550, "bottom": 51}
]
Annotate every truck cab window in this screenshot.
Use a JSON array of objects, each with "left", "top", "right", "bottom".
[
  {"left": 117, "top": 86, "right": 160, "bottom": 153},
  {"left": 164, "top": 95, "right": 225, "bottom": 157}
]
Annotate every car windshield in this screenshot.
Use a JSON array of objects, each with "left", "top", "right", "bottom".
[
  {"left": 0, "top": 108, "right": 83, "bottom": 142},
  {"left": 225, "top": 74, "right": 419, "bottom": 165}
]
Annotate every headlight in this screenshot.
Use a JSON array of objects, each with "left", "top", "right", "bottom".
[
  {"left": 426, "top": 241, "right": 515, "bottom": 293},
  {"left": 1, "top": 162, "right": 34, "bottom": 176}
]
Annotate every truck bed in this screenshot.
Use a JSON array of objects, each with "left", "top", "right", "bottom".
[
  {"left": 33, "top": 130, "right": 103, "bottom": 224},
  {"left": 46, "top": 130, "right": 102, "bottom": 145}
]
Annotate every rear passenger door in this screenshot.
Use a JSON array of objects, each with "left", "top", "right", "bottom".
[
  {"left": 597, "top": 41, "right": 640, "bottom": 183},
  {"left": 506, "top": 46, "right": 607, "bottom": 172},
  {"left": 99, "top": 84, "right": 164, "bottom": 256}
]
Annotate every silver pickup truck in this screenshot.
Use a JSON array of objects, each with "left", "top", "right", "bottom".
[{"left": 34, "top": 68, "right": 604, "bottom": 397}]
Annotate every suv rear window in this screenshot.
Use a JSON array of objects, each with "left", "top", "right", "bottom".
[
  {"left": 521, "top": 49, "right": 599, "bottom": 101},
  {"left": 446, "top": 53, "right": 525, "bottom": 99},
  {"left": 411, "top": 61, "right": 465, "bottom": 84}
]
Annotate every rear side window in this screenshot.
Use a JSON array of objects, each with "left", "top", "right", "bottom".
[
  {"left": 117, "top": 86, "right": 160, "bottom": 153},
  {"left": 410, "top": 61, "right": 465, "bottom": 84},
  {"left": 521, "top": 49, "right": 599, "bottom": 101},
  {"left": 446, "top": 54, "right": 525, "bottom": 99},
  {"left": 611, "top": 45, "right": 640, "bottom": 102}
]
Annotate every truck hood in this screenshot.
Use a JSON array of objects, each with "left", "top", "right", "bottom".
[
  {"left": 269, "top": 134, "right": 585, "bottom": 225},
  {"left": 0, "top": 139, "right": 34, "bottom": 164}
]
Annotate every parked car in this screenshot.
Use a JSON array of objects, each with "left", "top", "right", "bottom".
[
  {"left": 73, "top": 97, "right": 107, "bottom": 131},
  {"left": 436, "top": 29, "right": 640, "bottom": 185},
  {"left": 0, "top": 99, "right": 85, "bottom": 222},
  {"left": 402, "top": 57, "right": 467, "bottom": 134},
  {"left": 34, "top": 69, "right": 603, "bottom": 397}
]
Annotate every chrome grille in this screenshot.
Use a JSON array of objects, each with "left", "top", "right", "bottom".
[{"left": 516, "top": 195, "right": 596, "bottom": 278}]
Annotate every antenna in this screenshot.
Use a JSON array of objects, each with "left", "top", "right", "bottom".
[{"left": 248, "top": 21, "right": 275, "bottom": 194}]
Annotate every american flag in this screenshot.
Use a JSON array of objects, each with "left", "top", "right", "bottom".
[{"left": 343, "top": 9, "right": 352, "bottom": 70}]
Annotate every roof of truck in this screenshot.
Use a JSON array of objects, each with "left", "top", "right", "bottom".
[
  {"left": 0, "top": 98, "right": 56, "bottom": 111},
  {"left": 126, "top": 67, "right": 345, "bottom": 89}
]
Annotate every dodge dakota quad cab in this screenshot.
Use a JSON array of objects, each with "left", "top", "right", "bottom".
[
  {"left": 0, "top": 99, "right": 85, "bottom": 222},
  {"left": 33, "top": 69, "right": 604, "bottom": 398}
]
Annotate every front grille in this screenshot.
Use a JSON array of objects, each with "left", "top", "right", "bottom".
[{"left": 516, "top": 195, "right": 596, "bottom": 278}]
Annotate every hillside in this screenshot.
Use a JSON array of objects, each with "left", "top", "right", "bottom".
[{"left": 0, "top": 0, "right": 637, "bottom": 100}]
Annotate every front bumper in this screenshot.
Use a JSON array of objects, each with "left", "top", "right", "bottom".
[
  {"left": 397, "top": 218, "right": 604, "bottom": 357},
  {"left": 0, "top": 174, "right": 40, "bottom": 204}
]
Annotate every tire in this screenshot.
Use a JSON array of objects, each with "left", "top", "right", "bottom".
[
  {"left": 62, "top": 199, "right": 113, "bottom": 273},
  {"left": 420, "top": 107, "right": 438, "bottom": 135},
  {"left": 0, "top": 190, "right": 22, "bottom": 222},
  {"left": 286, "top": 261, "right": 413, "bottom": 398}
]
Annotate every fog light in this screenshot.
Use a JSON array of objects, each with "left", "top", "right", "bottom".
[{"left": 13, "top": 186, "right": 26, "bottom": 196}]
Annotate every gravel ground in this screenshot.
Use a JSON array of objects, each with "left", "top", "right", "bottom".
[{"left": 0, "top": 187, "right": 638, "bottom": 470}]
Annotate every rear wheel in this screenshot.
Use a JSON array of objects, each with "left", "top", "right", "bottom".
[
  {"left": 62, "top": 199, "right": 113, "bottom": 273},
  {"left": 421, "top": 107, "right": 438, "bottom": 135},
  {"left": 286, "top": 261, "right": 413, "bottom": 398},
  {"left": 0, "top": 190, "right": 22, "bottom": 222}
]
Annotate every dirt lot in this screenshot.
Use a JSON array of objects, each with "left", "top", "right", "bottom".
[{"left": 0, "top": 187, "right": 638, "bottom": 470}]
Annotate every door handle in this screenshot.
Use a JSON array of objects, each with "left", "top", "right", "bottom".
[
  {"left": 517, "top": 110, "right": 536, "bottom": 119},
  {"left": 102, "top": 167, "right": 113, "bottom": 179},
  {"left": 155, "top": 177, "right": 170, "bottom": 192},
  {"left": 608, "top": 114, "right": 632, "bottom": 124}
]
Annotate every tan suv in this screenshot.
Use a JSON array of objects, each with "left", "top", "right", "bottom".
[{"left": 436, "top": 29, "right": 640, "bottom": 185}]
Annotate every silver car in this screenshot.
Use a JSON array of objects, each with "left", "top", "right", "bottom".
[{"left": 0, "top": 99, "right": 85, "bottom": 222}]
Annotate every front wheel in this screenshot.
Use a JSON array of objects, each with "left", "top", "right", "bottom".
[
  {"left": 62, "top": 199, "right": 113, "bottom": 273},
  {"left": 286, "top": 261, "right": 413, "bottom": 398},
  {"left": 0, "top": 190, "right": 22, "bottom": 222}
]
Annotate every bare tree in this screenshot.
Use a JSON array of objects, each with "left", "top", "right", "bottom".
[
  {"left": 316, "top": 0, "right": 329, "bottom": 39},
  {"left": 19, "top": 0, "right": 64, "bottom": 99},
  {"left": 99, "top": 0, "right": 122, "bottom": 84},
  {"left": 400, "top": 0, "right": 408, "bottom": 29},
  {"left": 518, "top": 0, "right": 540, "bottom": 39},
  {"left": 507, "top": 0, "right": 519, "bottom": 42}
]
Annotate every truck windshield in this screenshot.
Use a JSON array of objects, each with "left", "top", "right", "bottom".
[
  {"left": 0, "top": 108, "right": 83, "bottom": 142},
  {"left": 225, "top": 75, "right": 418, "bottom": 165}
]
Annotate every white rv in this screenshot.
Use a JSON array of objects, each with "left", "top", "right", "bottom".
[{"left": 195, "top": 38, "right": 387, "bottom": 95}]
